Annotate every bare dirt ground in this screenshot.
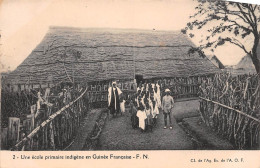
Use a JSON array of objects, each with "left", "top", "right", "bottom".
[
  {"left": 98, "top": 100, "right": 199, "bottom": 150},
  {"left": 173, "top": 99, "right": 200, "bottom": 121}
]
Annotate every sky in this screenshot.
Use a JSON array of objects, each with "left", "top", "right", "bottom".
[{"left": 0, "top": 0, "right": 259, "bottom": 72}]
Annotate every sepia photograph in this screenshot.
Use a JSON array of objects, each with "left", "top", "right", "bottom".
[{"left": 0, "top": 0, "right": 260, "bottom": 165}]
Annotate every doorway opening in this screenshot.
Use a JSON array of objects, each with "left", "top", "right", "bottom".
[{"left": 135, "top": 75, "right": 143, "bottom": 86}]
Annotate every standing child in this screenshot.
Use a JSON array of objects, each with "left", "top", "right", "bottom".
[
  {"left": 156, "top": 82, "right": 161, "bottom": 109},
  {"left": 151, "top": 99, "right": 159, "bottom": 126},
  {"left": 136, "top": 104, "right": 147, "bottom": 132},
  {"left": 162, "top": 89, "right": 174, "bottom": 129},
  {"left": 129, "top": 99, "right": 139, "bottom": 129},
  {"left": 120, "top": 96, "right": 126, "bottom": 115},
  {"left": 145, "top": 102, "right": 153, "bottom": 132}
]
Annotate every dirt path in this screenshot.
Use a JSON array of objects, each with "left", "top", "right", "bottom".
[{"left": 98, "top": 104, "right": 195, "bottom": 150}]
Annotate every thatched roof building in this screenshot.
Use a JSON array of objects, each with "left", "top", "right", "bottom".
[
  {"left": 225, "top": 43, "right": 259, "bottom": 76},
  {"left": 231, "top": 55, "right": 257, "bottom": 75},
  {"left": 207, "top": 55, "right": 225, "bottom": 69},
  {"left": 5, "top": 27, "right": 220, "bottom": 88}
]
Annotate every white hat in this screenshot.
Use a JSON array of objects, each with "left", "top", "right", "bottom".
[
  {"left": 112, "top": 81, "right": 117, "bottom": 85},
  {"left": 165, "top": 89, "right": 171, "bottom": 92}
]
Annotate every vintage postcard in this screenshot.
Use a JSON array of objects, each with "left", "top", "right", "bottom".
[{"left": 0, "top": 0, "right": 260, "bottom": 167}]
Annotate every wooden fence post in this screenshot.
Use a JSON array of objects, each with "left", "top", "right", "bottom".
[
  {"left": 1, "top": 128, "right": 8, "bottom": 149},
  {"left": 8, "top": 117, "right": 20, "bottom": 147}
]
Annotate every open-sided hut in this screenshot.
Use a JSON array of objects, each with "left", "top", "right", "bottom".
[{"left": 5, "top": 27, "right": 220, "bottom": 100}]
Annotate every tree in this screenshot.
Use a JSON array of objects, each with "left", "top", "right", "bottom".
[{"left": 182, "top": 0, "right": 260, "bottom": 76}]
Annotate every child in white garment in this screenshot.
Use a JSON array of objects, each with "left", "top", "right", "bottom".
[
  {"left": 120, "top": 99, "right": 125, "bottom": 114},
  {"left": 136, "top": 104, "right": 147, "bottom": 132}
]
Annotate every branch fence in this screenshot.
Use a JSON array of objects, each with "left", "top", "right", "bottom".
[
  {"left": 1, "top": 86, "right": 89, "bottom": 151},
  {"left": 199, "top": 73, "right": 260, "bottom": 149}
]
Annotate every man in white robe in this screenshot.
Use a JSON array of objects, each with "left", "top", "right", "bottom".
[{"left": 108, "top": 81, "right": 122, "bottom": 117}]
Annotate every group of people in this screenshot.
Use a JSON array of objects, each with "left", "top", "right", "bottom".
[
  {"left": 130, "top": 82, "right": 161, "bottom": 132},
  {"left": 107, "top": 81, "right": 175, "bottom": 132}
]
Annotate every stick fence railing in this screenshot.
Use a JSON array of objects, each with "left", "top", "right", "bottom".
[{"left": 200, "top": 97, "right": 260, "bottom": 123}]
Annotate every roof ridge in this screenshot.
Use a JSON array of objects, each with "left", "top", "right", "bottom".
[
  {"left": 33, "top": 44, "right": 194, "bottom": 52},
  {"left": 48, "top": 26, "right": 182, "bottom": 33}
]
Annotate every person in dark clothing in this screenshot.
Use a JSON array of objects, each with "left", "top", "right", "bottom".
[{"left": 129, "top": 99, "right": 139, "bottom": 128}]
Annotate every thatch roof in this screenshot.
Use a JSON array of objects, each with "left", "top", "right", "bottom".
[
  {"left": 232, "top": 55, "right": 256, "bottom": 75},
  {"left": 206, "top": 55, "right": 225, "bottom": 69},
  {"left": 6, "top": 27, "right": 220, "bottom": 85}
]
